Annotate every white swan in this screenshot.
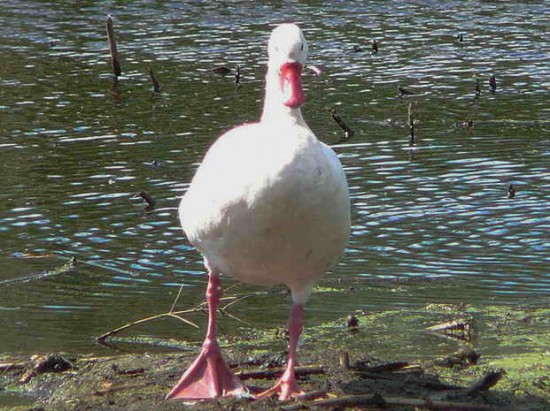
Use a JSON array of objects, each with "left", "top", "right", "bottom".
[{"left": 167, "top": 23, "right": 350, "bottom": 401}]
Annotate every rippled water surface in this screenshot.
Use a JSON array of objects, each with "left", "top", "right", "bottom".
[{"left": 1, "top": 0, "right": 549, "bottom": 358}]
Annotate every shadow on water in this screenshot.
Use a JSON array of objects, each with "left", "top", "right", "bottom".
[{"left": 0, "top": 3, "right": 548, "bottom": 406}]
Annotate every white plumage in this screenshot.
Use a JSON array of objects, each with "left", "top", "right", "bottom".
[
  {"left": 180, "top": 25, "right": 349, "bottom": 303},
  {"left": 168, "top": 23, "right": 350, "bottom": 401}
]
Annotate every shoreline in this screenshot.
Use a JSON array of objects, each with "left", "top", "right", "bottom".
[{"left": 1, "top": 304, "right": 548, "bottom": 410}]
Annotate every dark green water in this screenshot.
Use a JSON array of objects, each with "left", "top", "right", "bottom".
[{"left": 0, "top": 0, "right": 548, "bottom": 361}]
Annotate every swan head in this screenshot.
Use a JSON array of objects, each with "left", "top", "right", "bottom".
[{"left": 268, "top": 23, "right": 308, "bottom": 108}]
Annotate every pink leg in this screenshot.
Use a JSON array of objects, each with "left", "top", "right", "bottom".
[
  {"left": 166, "top": 272, "right": 247, "bottom": 400},
  {"left": 258, "top": 303, "right": 305, "bottom": 400}
]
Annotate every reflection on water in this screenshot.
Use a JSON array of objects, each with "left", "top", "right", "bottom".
[{"left": 0, "top": 1, "right": 549, "bottom": 356}]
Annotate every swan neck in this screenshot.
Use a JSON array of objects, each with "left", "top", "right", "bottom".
[{"left": 261, "top": 68, "right": 304, "bottom": 125}]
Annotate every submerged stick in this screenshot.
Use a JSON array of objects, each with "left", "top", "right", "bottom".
[
  {"left": 330, "top": 108, "right": 354, "bottom": 141},
  {"left": 96, "top": 307, "right": 200, "bottom": 345},
  {"left": 408, "top": 101, "right": 415, "bottom": 145},
  {"left": 507, "top": 184, "right": 516, "bottom": 198},
  {"left": 475, "top": 78, "right": 481, "bottom": 98},
  {"left": 489, "top": 75, "right": 497, "bottom": 92},
  {"left": 372, "top": 39, "right": 379, "bottom": 54},
  {"left": 135, "top": 191, "right": 156, "bottom": 211},
  {"left": 148, "top": 67, "right": 161, "bottom": 92},
  {"left": 97, "top": 283, "right": 250, "bottom": 345},
  {"left": 234, "top": 65, "right": 241, "bottom": 85},
  {"left": 106, "top": 15, "right": 121, "bottom": 77},
  {"left": 97, "top": 283, "right": 199, "bottom": 345},
  {"left": 0, "top": 256, "right": 77, "bottom": 286}
]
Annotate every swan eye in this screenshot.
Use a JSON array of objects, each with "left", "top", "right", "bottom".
[{"left": 300, "top": 43, "right": 304, "bottom": 51}]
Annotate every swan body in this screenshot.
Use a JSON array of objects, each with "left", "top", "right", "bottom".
[{"left": 180, "top": 118, "right": 349, "bottom": 303}]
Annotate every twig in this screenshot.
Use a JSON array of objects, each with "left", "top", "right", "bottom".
[
  {"left": 330, "top": 108, "right": 354, "bottom": 141},
  {"left": 295, "top": 389, "right": 328, "bottom": 401},
  {"left": 95, "top": 382, "right": 153, "bottom": 396},
  {"left": 218, "top": 286, "right": 267, "bottom": 326},
  {"left": 77, "top": 259, "right": 139, "bottom": 278},
  {"left": 0, "top": 362, "right": 25, "bottom": 371},
  {"left": 352, "top": 371, "right": 394, "bottom": 381},
  {"left": 0, "top": 256, "right": 77, "bottom": 286},
  {"left": 385, "top": 396, "right": 500, "bottom": 410},
  {"left": 169, "top": 283, "right": 186, "bottom": 313},
  {"left": 426, "top": 318, "right": 474, "bottom": 334},
  {"left": 96, "top": 279, "right": 247, "bottom": 345},
  {"left": 355, "top": 361, "right": 409, "bottom": 373},
  {"left": 168, "top": 312, "right": 199, "bottom": 326},
  {"left": 219, "top": 310, "right": 252, "bottom": 326},
  {"left": 96, "top": 307, "right": 200, "bottom": 345},
  {"left": 489, "top": 75, "right": 497, "bottom": 92},
  {"left": 415, "top": 379, "right": 463, "bottom": 391},
  {"left": 426, "top": 318, "right": 474, "bottom": 342},
  {"left": 235, "top": 65, "right": 241, "bottom": 85},
  {"left": 303, "top": 393, "right": 387, "bottom": 409},
  {"left": 78, "top": 355, "right": 128, "bottom": 363},
  {"left": 134, "top": 191, "right": 155, "bottom": 211},
  {"left": 113, "top": 367, "right": 145, "bottom": 376},
  {"left": 408, "top": 101, "right": 416, "bottom": 145},
  {"left": 217, "top": 289, "right": 256, "bottom": 325},
  {"left": 221, "top": 292, "right": 255, "bottom": 311},
  {"left": 372, "top": 39, "right": 379, "bottom": 54},
  {"left": 223, "top": 281, "right": 246, "bottom": 293},
  {"left": 339, "top": 351, "right": 350, "bottom": 369},
  {"left": 238, "top": 365, "right": 324, "bottom": 381},
  {"left": 106, "top": 15, "right": 121, "bottom": 77},
  {"left": 297, "top": 393, "right": 500, "bottom": 410},
  {"left": 148, "top": 67, "right": 161, "bottom": 92},
  {"left": 399, "top": 86, "right": 414, "bottom": 96}
]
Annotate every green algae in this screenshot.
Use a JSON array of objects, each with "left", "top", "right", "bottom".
[{"left": 1, "top": 303, "right": 548, "bottom": 410}]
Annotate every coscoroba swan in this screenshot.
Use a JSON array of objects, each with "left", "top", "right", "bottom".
[{"left": 167, "top": 23, "right": 350, "bottom": 401}]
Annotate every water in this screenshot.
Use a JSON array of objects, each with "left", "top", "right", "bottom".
[{"left": 1, "top": 0, "right": 549, "bottom": 359}]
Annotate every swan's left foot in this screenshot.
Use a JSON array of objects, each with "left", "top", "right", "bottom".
[{"left": 256, "top": 368, "right": 304, "bottom": 401}]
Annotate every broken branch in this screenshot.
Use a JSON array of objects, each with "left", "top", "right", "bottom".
[
  {"left": 96, "top": 307, "right": 200, "bottom": 345},
  {"left": 238, "top": 364, "right": 324, "bottom": 381},
  {"left": 465, "top": 370, "right": 504, "bottom": 396},
  {"left": 106, "top": 15, "right": 121, "bottom": 77},
  {"left": 330, "top": 108, "right": 354, "bottom": 141},
  {"left": 292, "top": 393, "right": 500, "bottom": 410},
  {"left": 148, "top": 67, "right": 160, "bottom": 92}
]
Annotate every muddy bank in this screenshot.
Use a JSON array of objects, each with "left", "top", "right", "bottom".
[{"left": 1, "top": 304, "right": 548, "bottom": 411}]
